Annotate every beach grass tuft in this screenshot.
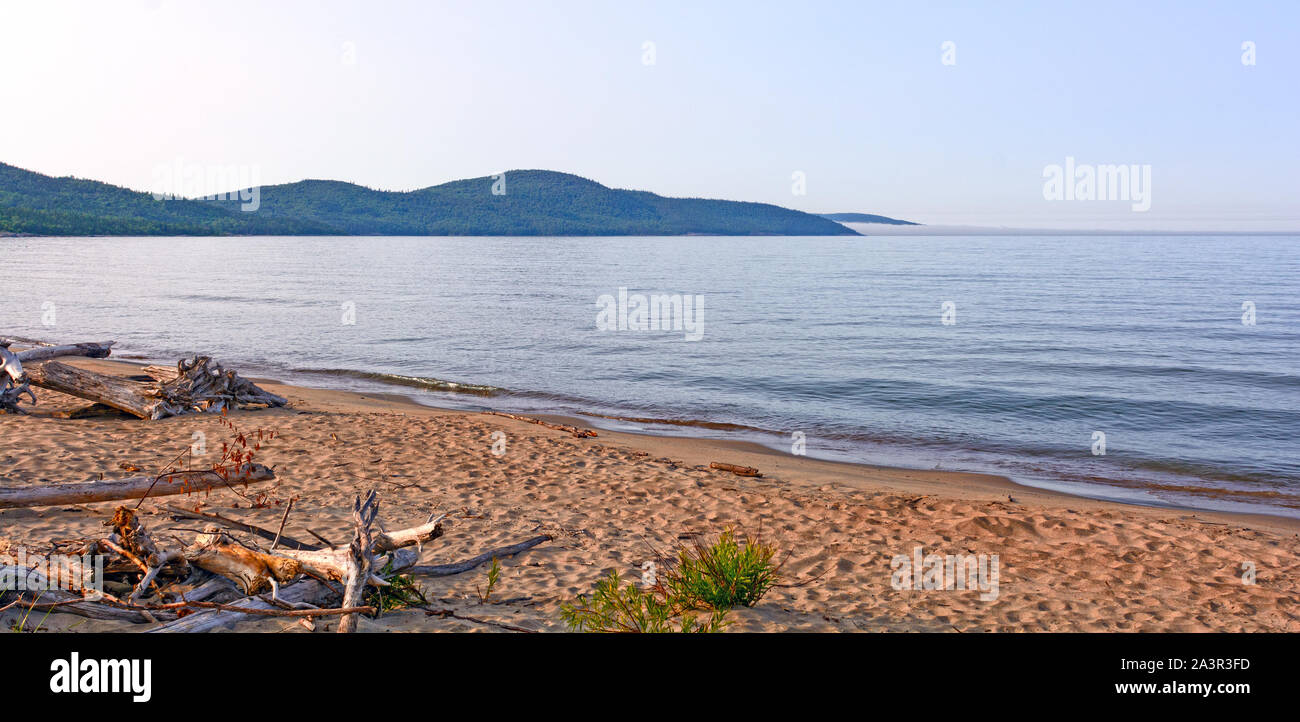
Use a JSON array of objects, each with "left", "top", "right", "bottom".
[
  {"left": 560, "top": 570, "right": 729, "bottom": 633},
  {"left": 662, "top": 528, "right": 782, "bottom": 610}
]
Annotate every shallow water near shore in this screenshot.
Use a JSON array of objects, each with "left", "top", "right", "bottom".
[{"left": 3, "top": 234, "right": 1298, "bottom": 517}]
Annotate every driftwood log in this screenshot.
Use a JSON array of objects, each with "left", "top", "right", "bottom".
[
  {"left": 145, "top": 579, "right": 332, "bottom": 633},
  {"left": 484, "top": 410, "right": 597, "bottom": 438},
  {"left": 1, "top": 340, "right": 115, "bottom": 413},
  {"left": 0, "top": 463, "right": 275, "bottom": 509},
  {"left": 709, "top": 462, "right": 762, "bottom": 477},
  {"left": 23, "top": 361, "right": 157, "bottom": 418},
  {"left": 186, "top": 526, "right": 304, "bottom": 598},
  {"left": 2, "top": 485, "right": 550, "bottom": 633},
  {"left": 404, "top": 535, "right": 551, "bottom": 576},
  {"left": 19, "top": 354, "right": 285, "bottom": 419},
  {"left": 143, "top": 356, "right": 287, "bottom": 417}
]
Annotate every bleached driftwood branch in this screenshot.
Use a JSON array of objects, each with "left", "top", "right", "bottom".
[
  {"left": 1, "top": 340, "right": 116, "bottom": 413},
  {"left": 338, "top": 491, "right": 379, "bottom": 633},
  {"left": 13, "top": 341, "right": 115, "bottom": 363},
  {"left": 145, "top": 579, "right": 333, "bottom": 633},
  {"left": 185, "top": 526, "right": 303, "bottom": 598},
  {"left": 163, "top": 504, "right": 319, "bottom": 550},
  {"left": 0, "top": 463, "right": 275, "bottom": 509},
  {"left": 405, "top": 535, "right": 551, "bottom": 577},
  {"left": 145, "top": 356, "right": 287, "bottom": 417}
]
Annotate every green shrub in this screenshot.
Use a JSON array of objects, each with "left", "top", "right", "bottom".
[
  {"left": 663, "top": 528, "right": 781, "bottom": 610},
  {"left": 560, "top": 570, "right": 728, "bottom": 633},
  {"left": 365, "top": 561, "right": 429, "bottom": 616}
]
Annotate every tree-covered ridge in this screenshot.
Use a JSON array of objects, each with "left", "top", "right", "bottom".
[
  {"left": 0, "top": 162, "right": 337, "bottom": 236},
  {"left": 818, "top": 212, "right": 919, "bottom": 225},
  {"left": 0, "top": 163, "right": 860, "bottom": 237},
  {"left": 204, "top": 170, "right": 861, "bottom": 236}
]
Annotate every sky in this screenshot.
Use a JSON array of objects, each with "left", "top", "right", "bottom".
[{"left": 1, "top": 0, "right": 1297, "bottom": 230}]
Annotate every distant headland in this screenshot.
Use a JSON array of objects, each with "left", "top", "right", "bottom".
[{"left": 0, "top": 162, "right": 907, "bottom": 237}]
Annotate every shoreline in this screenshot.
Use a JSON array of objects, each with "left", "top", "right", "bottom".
[
  {"left": 59, "top": 355, "right": 1300, "bottom": 535},
  {"left": 4, "top": 354, "right": 1299, "bottom": 632}
]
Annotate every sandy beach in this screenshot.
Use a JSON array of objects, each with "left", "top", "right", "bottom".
[{"left": 2, "top": 356, "right": 1298, "bottom": 633}]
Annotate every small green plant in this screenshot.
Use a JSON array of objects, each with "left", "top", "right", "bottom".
[
  {"left": 6, "top": 596, "right": 54, "bottom": 633},
  {"left": 560, "top": 570, "right": 728, "bottom": 633},
  {"left": 476, "top": 557, "right": 501, "bottom": 604},
  {"left": 661, "top": 528, "right": 781, "bottom": 610},
  {"left": 560, "top": 528, "right": 784, "bottom": 632},
  {"left": 365, "top": 561, "right": 429, "bottom": 616}
]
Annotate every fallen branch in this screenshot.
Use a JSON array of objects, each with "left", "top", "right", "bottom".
[
  {"left": 270, "top": 515, "right": 444, "bottom": 583},
  {"left": 13, "top": 341, "right": 115, "bottom": 364},
  {"left": 146, "top": 579, "right": 333, "bottom": 632},
  {"left": 110, "top": 507, "right": 188, "bottom": 603},
  {"left": 484, "top": 411, "right": 597, "bottom": 438},
  {"left": 373, "top": 514, "right": 446, "bottom": 553},
  {"left": 0, "top": 567, "right": 165, "bottom": 623},
  {"left": 339, "top": 491, "right": 379, "bottom": 633},
  {"left": 167, "top": 600, "right": 373, "bottom": 617},
  {"left": 0, "top": 463, "right": 276, "bottom": 509},
  {"left": 162, "top": 503, "right": 318, "bottom": 551},
  {"left": 185, "top": 527, "right": 303, "bottom": 597},
  {"left": 422, "top": 607, "right": 538, "bottom": 633},
  {"left": 405, "top": 535, "right": 551, "bottom": 577},
  {"left": 709, "top": 462, "right": 762, "bottom": 477}
]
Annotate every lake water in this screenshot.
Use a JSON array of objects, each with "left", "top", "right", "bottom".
[{"left": 3, "top": 235, "right": 1298, "bottom": 517}]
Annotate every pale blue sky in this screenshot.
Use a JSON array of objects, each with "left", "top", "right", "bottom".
[{"left": 1, "top": 0, "right": 1296, "bottom": 229}]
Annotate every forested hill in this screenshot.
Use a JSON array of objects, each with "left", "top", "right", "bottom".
[
  {"left": 818, "top": 212, "right": 919, "bottom": 225},
  {"left": 0, "top": 162, "right": 333, "bottom": 236},
  {"left": 0, "top": 163, "right": 860, "bottom": 236}
]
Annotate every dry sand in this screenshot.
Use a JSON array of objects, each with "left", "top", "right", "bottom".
[{"left": 2, "top": 357, "right": 1297, "bottom": 632}]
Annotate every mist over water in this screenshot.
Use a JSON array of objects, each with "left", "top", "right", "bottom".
[{"left": 4, "top": 234, "right": 1298, "bottom": 517}]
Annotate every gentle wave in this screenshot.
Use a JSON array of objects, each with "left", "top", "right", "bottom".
[{"left": 294, "top": 368, "right": 503, "bottom": 396}]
